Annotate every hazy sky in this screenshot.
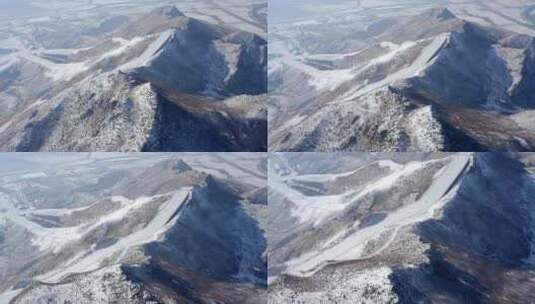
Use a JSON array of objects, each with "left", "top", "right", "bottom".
[
  {"left": 0, "top": 153, "right": 92, "bottom": 173},
  {"left": 0, "top": 0, "right": 39, "bottom": 17},
  {"left": 269, "top": 0, "right": 355, "bottom": 23}
]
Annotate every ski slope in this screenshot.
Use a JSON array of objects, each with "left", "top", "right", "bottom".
[
  {"left": 0, "top": 191, "right": 82, "bottom": 253},
  {"left": 4, "top": 29, "right": 175, "bottom": 82},
  {"left": 270, "top": 157, "right": 453, "bottom": 226},
  {"left": 118, "top": 29, "right": 175, "bottom": 72},
  {"left": 284, "top": 153, "right": 472, "bottom": 277},
  {"left": 342, "top": 34, "right": 450, "bottom": 101},
  {"left": 37, "top": 188, "right": 192, "bottom": 283}
]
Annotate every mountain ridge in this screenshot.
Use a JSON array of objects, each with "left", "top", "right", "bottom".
[
  {"left": 0, "top": 5, "right": 267, "bottom": 152},
  {"left": 269, "top": 7, "right": 535, "bottom": 151},
  {"left": 268, "top": 152, "right": 535, "bottom": 303}
]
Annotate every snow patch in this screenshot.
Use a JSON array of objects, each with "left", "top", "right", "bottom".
[
  {"left": 18, "top": 172, "right": 47, "bottom": 179},
  {"left": 377, "top": 159, "right": 403, "bottom": 171},
  {"left": 495, "top": 45, "right": 525, "bottom": 94},
  {"left": 269, "top": 40, "right": 355, "bottom": 92},
  {"left": 379, "top": 41, "right": 400, "bottom": 50},
  {"left": 270, "top": 267, "right": 398, "bottom": 304},
  {"left": 37, "top": 46, "right": 93, "bottom": 56},
  {"left": 17, "top": 265, "right": 140, "bottom": 304},
  {"left": 292, "top": 20, "right": 321, "bottom": 26},
  {"left": 0, "top": 288, "right": 23, "bottom": 304},
  {"left": 117, "top": 29, "right": 174, "bottom": 71},
  {"left": 343, "top": 34, "right": 450, "bottom": 101},
  {"left": 214, "top": 40, "right": 242, "bottom": 82},
  {"left": 0, "top": 55, "right": 19, "bottom": 73},
  {"left": 409, "top": 106, "right": 445, "bottom": 151}
]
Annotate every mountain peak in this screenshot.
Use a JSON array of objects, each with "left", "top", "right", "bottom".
[
  {"left": 172, "top": 159, "right": 192, "bottom": 173},
  {"left": 424, "top": 7, "right": 456, "bottom": 21},
  {"left": 151, "top": 6, "right": 185, "bottom": 19}
]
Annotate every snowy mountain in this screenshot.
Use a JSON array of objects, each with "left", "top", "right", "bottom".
[
  {"left": 0, "top": 153, "right": 267, "bottom": 303},
  {"left": 268, "top": 152, "right": 535, "bottom": 303},
  {"left": 0, "top": 4, "right": 267, "bottom": 151},
  {"left": 269, "top": 6, "right": 535, "bottom": 152}
]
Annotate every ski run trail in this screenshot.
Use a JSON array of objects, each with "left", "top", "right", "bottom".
[{"left": 283, "top": 153, "right": 472, "bottom": 277}]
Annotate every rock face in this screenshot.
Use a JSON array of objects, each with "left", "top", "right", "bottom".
[
  {"left": 269, "top": 7, "right": 535, "bottom": 151},
  {"left": 0, "top": 154, "right": 267, "bottom": 303},
  {"left": 268, "top": 152, "right": 535, "bottom": 303},
  {"left": 0, "top": 6, "right": 267, "bottom": 152}
]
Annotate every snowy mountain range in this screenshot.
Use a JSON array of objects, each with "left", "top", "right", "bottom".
[
  {"left": 0, "top": 153, "right": 267, "bottom": 303},
  {"left": 269, "top": 6, "right": 535, "bottom": 152},
  {"left": 0, "top": 4, "right": 267, "bottom": 151},
  {"left": 268, "top": 152, "right": 535, "bottom": 303}
]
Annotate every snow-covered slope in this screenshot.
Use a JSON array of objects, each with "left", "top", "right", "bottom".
[
  {"left": 269, "top": 7, "right": 535, "bottom": 152},
  {"left": 0, "top": 5, "right": 267, "bottom": 152},
  {"left": 268, "top": 152, "right": 535, "bottom": 303},
  {"left": 0, "top": 153, "right": 267, "bottom": 303}
]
